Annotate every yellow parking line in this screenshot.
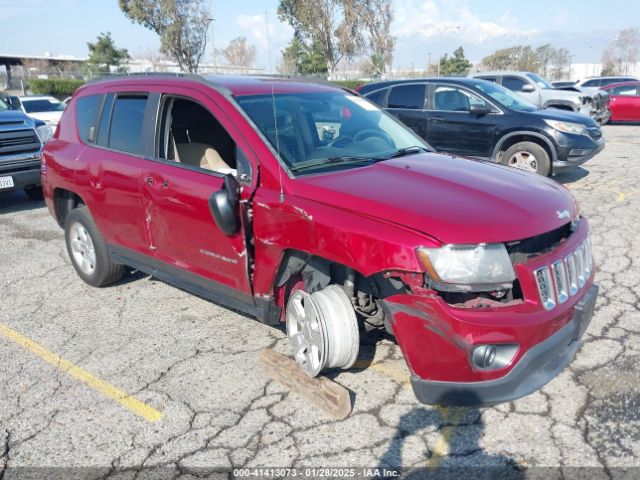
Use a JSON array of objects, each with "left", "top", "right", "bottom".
[
  {"left": 0, "top": 323, "right": 163, "bottom": 422},
  {"left": 352, "top": 359, "right": 412, "bottom": 388},
  {"left": 426, "top": 406, "right": 467, "bottom": 467}
]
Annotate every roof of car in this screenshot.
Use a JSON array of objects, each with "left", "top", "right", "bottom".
[
  {"left": 19, "top": 95, "right": 58, "bottom": 101},
  {"left": 80, "top": 73, "right": 345, "bottom": 97},
  {"left": 358, "top": 76, "right": 492, "bottom": 93},
  {"left": 601, "top": 80, "right": 640, "bottom": 89}
]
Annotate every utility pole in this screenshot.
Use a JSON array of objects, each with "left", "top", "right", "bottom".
[
  {"left": 210, "top": 1, "right": 217, "bottom": 74},
  {"left": 264, "top": 11, "right": 272, "bottom": 74}
]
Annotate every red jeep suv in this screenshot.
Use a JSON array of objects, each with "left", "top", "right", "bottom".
[{"left": 42, "top": 75, "right": 598, "bottom": 406}]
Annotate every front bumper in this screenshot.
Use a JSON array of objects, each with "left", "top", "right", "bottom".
[
  {"left": 554, "top": 137, "right": 605, "bottom": 173},
  {"left": 410, "top": 284, "right": 598, "bottom": 406},
  {"left": 0, "top": 155, "right": 42, "bottom": 192}
]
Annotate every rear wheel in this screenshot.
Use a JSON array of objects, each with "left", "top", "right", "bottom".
[
  {"left": 500, "top": 141, "right": 551, "bottom": 176},
  {"left": 286, "top": 285, "right": 359, "bottom": 377},
  {"left": 64, "top": 206, "right": 124, "bottom": 287}
]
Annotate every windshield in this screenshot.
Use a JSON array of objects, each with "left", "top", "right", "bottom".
[
  {"left": 235, "top": 91, "right": 431, "bottom": 174},
  {"left": 22, "top": 98, "right": 65, "bottom": 113},
  {"left": 526, "top": 73, "right": 554, "bottom": 89},
  {"left": 475, "top": 81, "right": 539, "bottom": 112}
]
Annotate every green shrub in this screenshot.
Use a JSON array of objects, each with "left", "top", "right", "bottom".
[
  {"left": 30, "top": 78, "right": 85, "bottom": 97},
  {"left": 331, "top": 80, "right": 365, "bottom": 90}
]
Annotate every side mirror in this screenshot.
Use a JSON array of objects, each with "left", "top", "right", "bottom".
[
  {"left": 521, "top": 84, "right": 535, "bottom": 93},
  {"left": 8, "top": 96, "right": 21, "bottom": 110},
  {"left": 469, "top": 104, "right": 492, "bottom": 116},
  {"left": 209, "top": 174, "right": 241, "bottom": 236}
]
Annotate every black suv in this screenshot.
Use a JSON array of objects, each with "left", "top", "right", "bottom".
[{"left": 357, "top": 78, "right": 605, "bottom": 176}]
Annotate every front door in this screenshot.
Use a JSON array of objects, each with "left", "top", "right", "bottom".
[
  {"left": 609, "top": 84, "right": 640, "bottom": 121},
  {"left": 427, "top": 84, "right": 497, "bottom": 157},
  {"left": 140, "top": 89, "right": 255, "bottom": 299}
]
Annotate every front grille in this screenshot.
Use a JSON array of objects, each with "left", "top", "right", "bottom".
[
  {"left": 587, "top": 126, "right": 602, "bottom": 140},
  {"left": 534, "top": 236, "right": 592, "bottom": 310},
  {"left": 506, "top": 222, "right": 572, "bottom": 263},
  {"left": 0, "top": 128, "right": 41, "bottom": 155}
]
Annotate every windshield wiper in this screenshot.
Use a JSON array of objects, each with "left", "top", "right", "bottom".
[
  {"left": 290, "top": 156, "right": 373, "bottom": 172},
  {"left": 379, "top": 145, "right": 430, "bottom": 159}
]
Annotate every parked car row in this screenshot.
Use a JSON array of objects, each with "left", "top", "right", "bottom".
[
  {"left": 357, "top": 76, "right": 604, "bottom": 176},
  {"left": 38, "top": 73, "right": 599, "bottom": 407}
]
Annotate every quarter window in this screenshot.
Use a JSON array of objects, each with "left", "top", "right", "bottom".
[
  {"left": 388, "top": 84, "right": 426, "bottom": 109},
  {"left": 365, "top": 89, "right": 387, "bottom": 107},
  {"left": 108, "top": 96, "right": 148, "bottom": 155},
  {"left": 76, "top": 94, "right": 102, "bottom": 144}
]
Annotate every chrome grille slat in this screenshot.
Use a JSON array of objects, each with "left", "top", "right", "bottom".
[{"left": 535, "top": 237, "right": 592, "bottom": 309}]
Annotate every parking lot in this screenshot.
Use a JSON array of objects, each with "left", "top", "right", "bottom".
[{"left": 0, "top": 125, "right": 639, "bottom": 478}]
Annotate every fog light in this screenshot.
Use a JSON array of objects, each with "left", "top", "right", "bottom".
[{"left": 471, "top": 344, "right": 519, "bottom": 370}]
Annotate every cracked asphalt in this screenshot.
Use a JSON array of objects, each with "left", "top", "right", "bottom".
[{"left": 1, "top": 125, "right": 639, "bottom": 479}]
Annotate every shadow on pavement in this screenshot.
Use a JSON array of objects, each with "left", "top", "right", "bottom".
[
  {"left": 377, "top": 393, "right": 524, "bottom": 479},
  {"left": 0, "top": 190, "right": 45, "bottom": 214},
  {"left": 554, "top": 166, "right": 589, "bottom": 185}
]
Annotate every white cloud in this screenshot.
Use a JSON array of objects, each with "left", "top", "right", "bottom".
[
  {"left": 393, "top": 0, "right": 537, "bottom": 43},
  {"left": 235, "top": 12, "right": 293, "bottom": 47}
]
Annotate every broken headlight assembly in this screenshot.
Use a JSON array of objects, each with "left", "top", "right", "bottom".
[{"left": 416, "top": 243, "right": 516, "bottom": 292}]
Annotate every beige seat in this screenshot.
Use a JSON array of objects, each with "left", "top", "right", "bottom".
[{"left": 175, "top": 142, "right": 232, "bottom": 172}]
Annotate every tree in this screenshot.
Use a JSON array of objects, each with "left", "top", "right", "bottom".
[
  {"left": 480, "top": 45, "right": 538, "bottom": 72},
  {"left": 550, "top": 47, "right": 571, "bottom": 80},
  {"left": 536, "top": 44, "right": 555, "bottom": 78},
  {"left": 601, "top": 28, "right": 639, "bottom": 75},
  {"left": 217, "top": 37, "right": 256, "bottom": 71},
  {"left": 119, "top": 0, "right": 211, "bottom": 73},
  {"left": 85, "top": 32, "right": 130, "bottom": 76},
  {"left": 278, "top": 0, "right": 365, "bottom": 78},
  {"left": 357, "top": 0, "right": 394, "bottom": 78},
  {"left": 279, "top": 36, "right": 328, "bottom": 75},
  {"left": 438, "top": 47, "right": 472, "bottom": 76}
]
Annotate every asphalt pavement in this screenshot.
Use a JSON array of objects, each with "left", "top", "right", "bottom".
[{"left": 0, "top": 125, "right": 639, "bottom": 479}]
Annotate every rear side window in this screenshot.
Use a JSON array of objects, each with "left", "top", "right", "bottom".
[
  {"left": 502, "top": 76, "right": 529, "bottom": 91},
  {"left": 76, "top": 94, "right": 102, "bottom": 144},
  {"left": 476, "top": 76, "right": 498, "bottom": 83},
  {"left": 108, "top": 96, "right": 148, "bottom": 155},
  {"left": 388, "top": 84, "right": 425, "bottom": 109},
  {"left": 610, "top": 85, "right": 639, "bottom": 96}
]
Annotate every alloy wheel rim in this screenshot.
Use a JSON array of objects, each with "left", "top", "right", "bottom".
[
  {"left": 69, "top": 223, "right": 96, "bottom": 275},
  {"left": 508, "top": 151, "right": 538, "bottom": 172},
  {"left": 286, "top": 290, "right": 326, "bottom": 377}
]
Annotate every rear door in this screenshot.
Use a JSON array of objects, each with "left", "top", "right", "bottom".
[
  {"left": 75, "top": 92, "right": 150, "bottom": 255},
  {"left": 139, "top": 86, "right": 256, "bottom": 299},
  {"left": 385, "top": 83, "right": 428, "bottom": 140},
  {"left": 609, "top": 84, "right": 640, "bottom": 120},
  {"left": 426, "top": 83, "right": 497, "bottom": 157}
]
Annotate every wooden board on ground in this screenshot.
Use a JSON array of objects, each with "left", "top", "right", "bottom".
[{"left": 260, "top": 349, "right": 352, "bottom": 420}]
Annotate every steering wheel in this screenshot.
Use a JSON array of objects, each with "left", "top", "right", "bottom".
[
  {"left": 353, "top": 129, "right": 394, "bottom": 147},
  {"left": 327, "top": 135, "right": 353, "bottom": 148}
]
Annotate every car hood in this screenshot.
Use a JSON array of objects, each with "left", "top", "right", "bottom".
[
  {"left": 292, "top": 153, "right": 577, "bottom": 245},
  {"left": 526, "top": 106, "right": 598, "bottom": 126},
  {"left": 0, "top": 109, "right": 34, "bottom": 125},
  {"left": 542, "top": 88, "right": 582, "bottom": 101},
  {"left": 27, "top": 111, "right": 62, "bottom": 125}
]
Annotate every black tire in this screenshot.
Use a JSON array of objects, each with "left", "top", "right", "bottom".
[
  {"left": 64, "top": 206, "right": 124, "bottom": 287},
  {"left": 500, "top": 141, "right": 551, "bottom": 176},
  {"left": 24, "top": 186, "right": 44, "bottom": 201}
]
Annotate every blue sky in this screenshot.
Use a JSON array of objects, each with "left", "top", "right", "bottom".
[{"left": 0, "top": 0, "right": 638, "bottom": 69}]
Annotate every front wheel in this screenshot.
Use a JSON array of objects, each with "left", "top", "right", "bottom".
[
  {"left": 64, "top": 206, "right": 124, "bottom": 287},
  {"left": 500, "top": 141, "right": 551, "bottom": 176},
  {"left": 285, "top": 285, "right": 360, "bottom": 377}
]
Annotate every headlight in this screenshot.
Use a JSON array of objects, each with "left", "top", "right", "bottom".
[
  {"left": 36, "top": 124, "right": 54, "bottom": 143},
  {"left": 544, "top": 119, "right": 588, "bottom": 136},
  {"left": 416, "top": 243, "right": 516, "bottom": 290}
]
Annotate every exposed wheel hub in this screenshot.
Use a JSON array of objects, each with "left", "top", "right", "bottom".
[{"left": 286, "top": 285, "right": 359, "bottom": 377}]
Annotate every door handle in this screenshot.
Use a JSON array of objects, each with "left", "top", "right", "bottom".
[
  {"left": 144, "top": 176, "right": 154, "bottom": 185},
  {"left": 431, "top": 116, "right": 445, "bottom": 122}
]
